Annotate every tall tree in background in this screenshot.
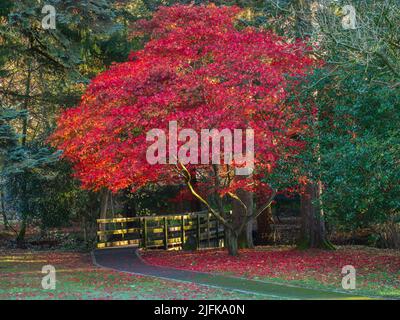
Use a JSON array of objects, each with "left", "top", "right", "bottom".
[
  {"left": 304, "top": 0, "right": 400, "bottom": 247},
  {"left": 0, "top": 0, "right": 135, "bottom": 245},
  {"left": 255, "top": 0, "right": 334, "bottom": 249},
  {"left": 257, "top": 0, "right": 399, "bottom": 248},
  {"left": 294, "top": 0, "right": 334, "bottom": 249}
]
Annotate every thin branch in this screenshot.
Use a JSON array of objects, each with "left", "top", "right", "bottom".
[
  {"left": 178, "top": 162, "right": 231, "bottom": 229},
  {"left": 227, "top": 192, "right": 248, "bottom": 212},
  {"left": 253, "top": 189, "right": 277, "bottom": 221}
]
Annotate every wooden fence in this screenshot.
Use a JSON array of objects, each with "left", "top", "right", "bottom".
[{"left": 96, "top": 211, "right": 225, "bottom": 250}]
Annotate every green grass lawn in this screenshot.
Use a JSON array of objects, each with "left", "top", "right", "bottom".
[{"left": 0, "top": 249, "right": 263, "bottom": 300}]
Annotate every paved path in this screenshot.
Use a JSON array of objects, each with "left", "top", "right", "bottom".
[{"left": 92, "top": 247, "right": 371, "bottom": 300}]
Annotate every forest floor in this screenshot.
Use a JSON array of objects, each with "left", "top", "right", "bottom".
[
  {"left": 1, "top": 221, "right": 399, "bottom": 300},
  {"left": 0, "top": 248, "right": 263, "bottom": 300},
  {"left": 142, "top": 245, "right": 400, "bottom": 299}
]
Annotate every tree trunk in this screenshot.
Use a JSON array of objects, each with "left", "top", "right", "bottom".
[
  {"left": 82, "top": 215, "right": 88, "bottom": 245},
  {"left": 1, "top": 212, "right": 8, "bottom": 230},
  {"left": 15, "top": 172, "right": 30, "bottom": 248},
  {"left": 15, "top": 48, "right": 32, "bottom": 248},
  {"left": 244, "top": 218, "right": 254, "bottom": 248},
  {"left": 225, "top": 228, "right": 239, "bottom": 256},
  {"left": 0, "top": 191, "right": 9, "bottom": 230},
  {"left": 256, "top": 205, "right": 273, "bottom": 244},
  {"left": 189, "top": 168, "right": 202, "bottom": 212},
  {"left": 16, "top": 218, "right": 27, "bottom": 248},
  {"left": 123, "top": 189, "right": 137, "bottom": 217},
  {"left": 100, "top": 189, "right": 110, "bottom": 219},
  {"left": 232, "top": 188, "right": 254, "bottom": 249},
  {"left": 298, "top": 182, "right": 334, "bottom": 249},
  {"left": 99, "top": 189, "right": 110, "bottom": 242}
]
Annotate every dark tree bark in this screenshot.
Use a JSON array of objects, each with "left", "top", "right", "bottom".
[
  {"left": 98, "top": 189, "right": 110, "bottom": 242},
  {"left": 16, "top": 218, "right": 27, "bottom": 248},
  {"left": 100, "top": 189, "right": 110, "bottom": 219},
  {"left": 298, "top": 182, "right": 334, "bottom": 249},
  {"left": 0, "top": 191, "right": 9, "bottom": 230},
  {"left": 224, "top": 228, "right": 239, "bottom": 256},
  {"left": 232, "top": 188, "right": 254, "bottom": 249},
  {"left": 256, "top": 205, "right": 273, "bottom": 244},
  {"left": 189, "top": 168, "right": 202, "bottom": 212}
]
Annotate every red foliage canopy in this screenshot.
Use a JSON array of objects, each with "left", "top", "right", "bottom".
[{"left": 51, "top": 4, "right": 316, "bottom": 196}]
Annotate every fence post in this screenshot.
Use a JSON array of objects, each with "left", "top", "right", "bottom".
[
  {"left": 196, "top": 214, "right": 201, "bottom": 249},
  {"left": 181, "top": 215, "right": 185, "bottom": 246},
  {"left": 143, "top": 218, "right": 147, "bottom": 249},
  {"left": 97, "top": 221, "right": 102, "bottom": 243},
  {"left": 164, "top": 217, "right": 168, "bottom": 250},
  {"left": 223, "top": 214, "right": 227, "bottom": 248}
]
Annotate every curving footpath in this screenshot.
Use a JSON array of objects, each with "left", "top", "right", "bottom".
[{"left": 92, "top": 247, "right": 372, "bottom": 300}]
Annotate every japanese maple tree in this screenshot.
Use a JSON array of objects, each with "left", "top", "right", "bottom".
[{"left": 51, "top": 4, "right": 316, "bottom": 255}]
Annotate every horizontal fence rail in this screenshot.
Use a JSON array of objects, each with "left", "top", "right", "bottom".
[{"left": 96, "top": 210, "right": 225, "bottom": 250}]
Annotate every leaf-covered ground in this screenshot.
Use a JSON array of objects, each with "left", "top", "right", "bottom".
[
  {"left": 142, "top": 246, "right": 400, "bottom": 298},
  {"left": 0, "top": 249, "right": 263, "bottom": 300}
]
